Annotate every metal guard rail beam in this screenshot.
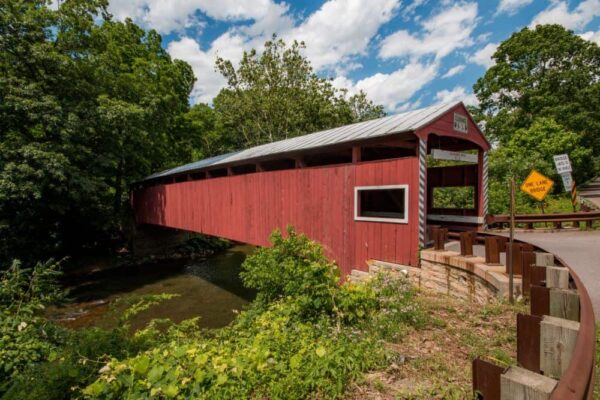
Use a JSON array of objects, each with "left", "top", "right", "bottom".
[
  {"left": 486, "top": 211, "right": 600, "bottom": 225},
  {"left": 443, "top": 230, "right": 595, "bottom": 399}
]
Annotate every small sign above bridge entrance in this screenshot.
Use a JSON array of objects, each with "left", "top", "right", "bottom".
[
  {"left": 521, "top": 170, "right": 554, "bottom": 201},
  {"left": 432, "top": 149, "right": 478, "bottom": 163}
]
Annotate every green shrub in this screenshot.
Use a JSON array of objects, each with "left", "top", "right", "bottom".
[
  {"left": 83, "top": 228, "right": 429, "bottom": 399},
  {"left": 240, "top": 226, "right": 339, "bottom": 316},
  {"left": 0, "top": 259, "right": 67, "bottom": 387}
]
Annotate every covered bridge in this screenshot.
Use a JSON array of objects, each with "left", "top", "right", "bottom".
[{"left": 131, "top": 101, "right": 491, "bottom": 277}]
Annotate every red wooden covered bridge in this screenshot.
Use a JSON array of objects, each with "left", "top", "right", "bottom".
[{"left": 131, "top": 101, "right": 491, "bottom": 277}]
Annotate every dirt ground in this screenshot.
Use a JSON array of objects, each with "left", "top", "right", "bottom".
[{"left": 346, "top": 290, "right": 527, "bottom": 400}]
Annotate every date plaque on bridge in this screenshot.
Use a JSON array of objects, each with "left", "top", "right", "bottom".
[{"left": 520, "top": 170, "right": 554, "bottom": 201}]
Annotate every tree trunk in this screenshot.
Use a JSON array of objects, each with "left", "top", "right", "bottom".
[{"left": 113, "top": 156, "right": 124, "bottom": 218}]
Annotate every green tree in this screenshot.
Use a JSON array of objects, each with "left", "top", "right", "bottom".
[
  {"left": 213, "top": 36, "right": 384, "bottom": 150},
  {"left": 474, "top": 24, "right": 600, "bottom": 177},
  {"left": 487, "top": 118, "right": 592, "bottom": 213},
  {"left": 0, "top": 0, "right": 195, "bottom": 263}
]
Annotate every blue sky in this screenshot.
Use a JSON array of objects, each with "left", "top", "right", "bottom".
[{"left": 101, "top": 0, "right": 600, "bottom": 112}]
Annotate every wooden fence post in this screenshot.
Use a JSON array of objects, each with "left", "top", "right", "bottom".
[{"left": 540, "top": 316, "right": 580, "bottom": 379}]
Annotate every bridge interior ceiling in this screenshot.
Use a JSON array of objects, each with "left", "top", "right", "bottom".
[{"left": 426, "top": 134, "right": 483, "bottom": 152}]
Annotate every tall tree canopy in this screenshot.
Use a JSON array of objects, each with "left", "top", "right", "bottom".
[
  {"left": 0, "top": 0, "right": 195, "bottom": 263},
  {"left": 211, "top": 37, "right": 385, "bottom": 151},
  {"left": 474, "top": 24, "right": 600, "bottom": 180}
]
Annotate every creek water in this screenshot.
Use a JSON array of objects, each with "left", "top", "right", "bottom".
[{"left": 46, "top": 245, "right": 256, "bottom": 331}]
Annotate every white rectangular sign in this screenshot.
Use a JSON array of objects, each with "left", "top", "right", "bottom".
[
  {"left": 432, "top": 149, "right": 478, "bottom": 164},
  {"left": 553, "top": 154, "right": 572, "bottom": 174},
  {"left": 453, "top": 113, "right": 468, "bottom": 133},
  {"left": 560, "top": 173, "right": 572, "bottom": 193}
]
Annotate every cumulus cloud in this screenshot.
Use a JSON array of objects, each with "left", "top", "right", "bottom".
[
  {"left": 496, "top": 0, "right": 533, "bottom": 16},
  {"left": 333, "top": 62, "right": 438, "bottom": 112},
  {"left": 106, "top": 0, "right": 291, "bottom": 33},
  {"left": 580, "top": 30, "right": 600, "bottom": 44},
  {"left": 442, "top": 65, "right": 466, "bottom": 78},
  {"left": 166, "top": 0, "right": 400, "bottom": 103},
  {"left": 434, "top": 86, "right": 478, "bottom": 106},
  {"left": 471, "top": 42, "right": 498, "bottom": 68},
  {"left": 379, "top": 2, "right": 478, "bottom": 61},
  {"left": 167, "top": 37, "right": 227, "bottom": 104},
  {"left": 287, "top": 0, "right": 399, "bottom": 70},
  {"left": 530, "top": 0, "right": 600, "bottom": 31}
]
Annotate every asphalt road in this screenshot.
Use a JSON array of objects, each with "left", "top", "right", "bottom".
[{"left": 512, "top": 230, "right": 600, "bottom": 321}]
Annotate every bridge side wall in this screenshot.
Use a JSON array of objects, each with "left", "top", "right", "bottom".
[{"left": 132, "top": 157, "right": 420, "bottom": 277}]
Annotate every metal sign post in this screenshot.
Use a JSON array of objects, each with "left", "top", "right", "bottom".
[{"left": 508, "top": 177, "right": 515, "bottom": 304}]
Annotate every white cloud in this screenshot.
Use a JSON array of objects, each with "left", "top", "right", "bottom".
[
  {"left": 165, "top": 0, "right": 400, "bottom": 103},
  {"left": 379, "top": 2, "right": 478, "bottom": 61},
  {"left": 106, "top": 0, "right": 291, "bottom": 33},
  {"left": 442, "top": 65, "right": 466, "bottom": 78},
  {"left": 580, "top": 30, "right": 600, "bottom": 44},
  {"left": 434, "top": 86, "right": 478, "bottom": 106},
  {"left": 471, "top": 42, "right": 498, "bottom": 68},
  {"left": 333, "top": 62, "right": 438, "bottom": 111},
  {"left": 530, "top": 0, "right": 600, "bottom": 31},
  {"left": 167, "top": 37, "right": 227, "bottom": 104},
  {"left": 496, "top": 0, "right": 533, "bottom": 16},
  {"left": 287, "top": 0, "right": 399, "bottom": 70}
]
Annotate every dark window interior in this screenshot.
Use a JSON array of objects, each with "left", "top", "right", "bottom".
[
  {"left": 232, "top": 164, "right": 257, "bottom": 175},
  {"left": 174, "top": 175, "right": 188, "bottom": 183},
  {"left": 361, "top": 143, "right": 416, "bottom": 161},
  {"left": 304, "top": 148, "right": 352, "bottom": 167},
  {"left": 191, "top": 172, "right": 205, "bottom": 180},
  {"left": 260, "top": 159, "right": 296, "bottom": 171},
  {"left": 207, "top": 168, "right": 228, "bottom": 178},
  {"left": 357, "top": 188, "right": 406, "bottom": 220}
]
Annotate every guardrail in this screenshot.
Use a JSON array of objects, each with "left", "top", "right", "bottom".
[
  {"left": 430, "top": 228, "right": 596, "bottom": 399},
  {"left": 486, "top": 211, "right": 600, "bottom": 230}
]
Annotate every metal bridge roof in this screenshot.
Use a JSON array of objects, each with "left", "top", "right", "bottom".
[{"left": 145, "top": 101, "right": 461, "bottom": 181}]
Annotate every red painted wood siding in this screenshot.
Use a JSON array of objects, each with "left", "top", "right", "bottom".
[{"left": 133, "top": 157, "right": 420, "bottom": 277}]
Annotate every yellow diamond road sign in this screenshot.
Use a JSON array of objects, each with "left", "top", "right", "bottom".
[{"left": 521, "top": 170, "right": 554, "bottom": 201}]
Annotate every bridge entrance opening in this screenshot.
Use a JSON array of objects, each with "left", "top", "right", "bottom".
[{"left": 424, "top": 134, "right": 485, "bottom": 234}]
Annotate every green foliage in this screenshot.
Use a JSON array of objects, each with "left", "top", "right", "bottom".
[
  {"left": 84, "top": 230, "right": 426, "bottom": 399},
  {"left": 0, "top": 259, "right": 66, "bottom": 386},
  {"left": 487, "top": 118, "right": 592, "bottom": 213},
  {"left": 240, "top": 227, "right": 340, "bottom": 315},
  {"left": 474, "top": 24, "right": 600, "bottom": 180},
  {"left": 174, "top": 234, "right": 231, "bottom": 255},
  {"left": 432, "top": 186, "right": 475, "bottom": 210},
  {"left": 0, "top": 0, "right": 195, "bottom": 264},
  {"left": 212, "top": 36, "right": 385, "bottom": 151}
]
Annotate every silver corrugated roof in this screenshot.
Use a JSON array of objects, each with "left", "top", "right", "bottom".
[{"left": 144, "top": 101, "right": 461, "bottom": 181}]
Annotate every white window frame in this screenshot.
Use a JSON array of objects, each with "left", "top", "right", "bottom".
[{"left": 354, "top": 184, "right": 409, "bottom": 224}]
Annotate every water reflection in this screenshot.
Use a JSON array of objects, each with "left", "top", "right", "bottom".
[{"left": 46, "top": 245, "right": 256, "bottom": 331}]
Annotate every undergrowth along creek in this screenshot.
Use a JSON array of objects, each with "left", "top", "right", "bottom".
[
  {"left": 83, "top": 227, "right": 429, "bottom": 399},
  {"left": 2, "top": 227, "right": 521, "bottom": 399}
]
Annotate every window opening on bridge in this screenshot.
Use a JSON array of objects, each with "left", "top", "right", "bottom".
[
  {"left": 432, "top": 186, "right": 475, "bottom": 209},
  {"left": 354, "top": 185, "right": 408, "bottom": 223},
  {"left": 207, "top": 168, "right": 228, "bottom": 178},
  {"left": 361, "top": 140, "right": 417, "bottom": 162},
  {"left": 232, "top": 164, "right": 257, "bottom": 175}
]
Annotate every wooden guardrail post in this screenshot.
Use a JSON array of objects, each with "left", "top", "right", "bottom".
[
  {"left": 484, "top": 236, "right": 501, "bottom": 265},
  {"left": 460, "top": 231, "right": 474, "bottom": 256},
  {"left": 506, "top": 242, "right": 523, "bottom": 275},
  {"left": 540, "top": 316, "right": 580, "bottom": 379},
  {"left": 522, "top": 250, "right": 536, "bottom": 297},
  {"left": 545, "top": 266, "right": 569, "bottom": 289},
  {"left": 500, "top": 366, "right": 557, "bottom": 399},
  {"left": 549, "top": 289, "right": 580, "bottom": 321},
  {"left": 433, "top": 227, "right": 447, "bottom": 251}
]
